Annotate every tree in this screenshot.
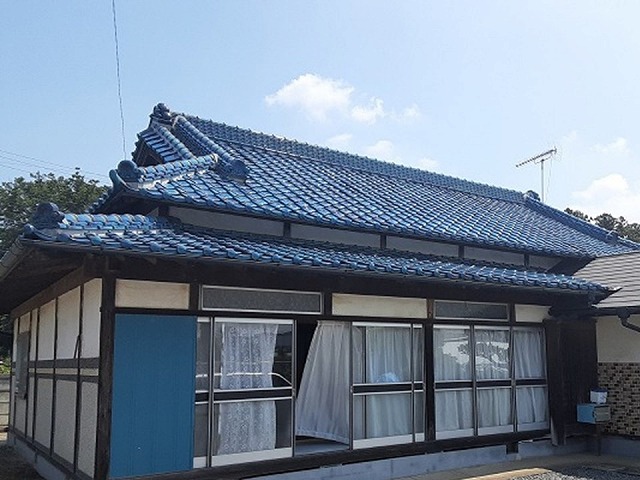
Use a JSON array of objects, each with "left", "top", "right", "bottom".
[
  {"left": 565, "top": 208, "right": 640, "bottom": 243},
  {"left": 0, "top": 170, "right": 108, "bottom": 358},
  {"left": 0, "top": 170, "right": 108, "bottom": 254}
]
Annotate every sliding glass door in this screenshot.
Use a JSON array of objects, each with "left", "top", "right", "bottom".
[
  {"left": 352, "top": 323, "right": 424, "bottom": 448},
  {"left": 195, "top": 317, "right": 294, "bottom": 467}
]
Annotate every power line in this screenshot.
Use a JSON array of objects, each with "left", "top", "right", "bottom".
[
  {"left": 111, "top": 0, "right": 127, "bottom": 159},
  {"left": 0, "top": 151, "right": 110, "bottom": 180}
]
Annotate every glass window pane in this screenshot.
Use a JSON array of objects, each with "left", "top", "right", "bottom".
[
  {"left": 435, "top": 389, "right": 473, "bottom": 433},
  {"left": 477, "top": 387, "right": 512, "bottom": 428},
  {"left": 435, "top": 301, "right": 508, "bottom": 320},
  {"left": 353, "top": 325, "right": 411, "bottom": 384},
  {"left": 354, "top": 393, "right": 412, "bottom": 440},
  {"left": 514, "top": 329, "right": 546, "bottom": 379},
  {"left": 434, "top": 327, "right": 471, "bottom": 381},
  {"left": 475, "top": 328, "right": 510, "bottom": 380},
  {"left": 214, "top": 321, "right": 292, "bottom": 390},
  {"left": 194, "top": 403, "right": 208, "bottom": 458},
  {"left": 517, "top": 386, "right": 548, "bottom": 427},
  {"left": 196, "top": 321, "right": 210, "bottom": 391},
  {"left": 213, "top": 399, "right": 291, "bottom": 455}
]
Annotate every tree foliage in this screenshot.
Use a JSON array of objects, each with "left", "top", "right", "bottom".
[
  {"left": 564, "top": 208, "right": 640, "bottom": 243},
  {"left": 0, "top": 171, "right": 108, "bottom": 355},
  {"left": 0, "top": 170, "right": 108, "bottom": 254}
]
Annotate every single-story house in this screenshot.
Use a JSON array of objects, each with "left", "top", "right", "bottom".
[{"left": 2, "top": 103, "right": 639, "bottom": 480}]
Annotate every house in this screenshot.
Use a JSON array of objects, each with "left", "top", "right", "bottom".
[
  {"left": 2, "top": 103, "right": 639, "bottom": 480},
  {"left": 573, "top": 252, "right": 640, "bottom": 452}
]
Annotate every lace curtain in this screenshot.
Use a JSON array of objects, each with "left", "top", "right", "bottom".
[{"left": 217, "top": 322, "right": 279, "bottom": 455}]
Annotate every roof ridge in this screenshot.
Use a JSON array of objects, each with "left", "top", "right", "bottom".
[
  {"left": 180, "top": 113, "right": 527, "bottom": 204},
  {"left": 526, "top": 198, "right": 640, "bottom": 251}
]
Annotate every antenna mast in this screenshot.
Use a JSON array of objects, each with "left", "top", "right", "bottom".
[{"left": 515, "top": 147, "right": 557, "bottom": 202}]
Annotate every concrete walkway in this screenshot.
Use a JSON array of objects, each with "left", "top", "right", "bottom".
[{"left": 401, "top": 453, "right": 640, "bottom": 480}]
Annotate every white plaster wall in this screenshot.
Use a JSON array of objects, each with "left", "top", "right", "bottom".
[
  {"left": 515, "top": 305, "right": 548, "bottom": 323},
  {"left": 597, "top": 315, "right": 640, "bottom": 363},
  {"left": 82, "top": 279, "right": 102, "bottom": 359},
  {"left": 57, "top": 288, "right": 80, "bottom": 359},
  {"left": 19, "top": 313, "right": 30, "bottom": 333},
  {"left": 53, "top": 380, "right": 77, "bottom": 463},
  {"left": 333, "top": 293, "right": 428, "bottom": 319},
  {"left": 465, "top": 247, "right": 525, "bottom": 266},
  {"left": 387, "top": 236, "right": 459, "bottom": 257},
  {"left": 115, "top": 279, "right": 190, "bottom": 309},
  {"left": 171, "top": 206, "right": 285, "bottom": 236},
  {"left": 77, "top": 381, "right": 98, "bottom": 477},
  {"left": 291, "top": 223, "right": 380, "bottom": 248},
  {"left": 35, "top": 378, "right": 53, "bottom": 448},
  {"left": 38, "top": 300, "right": 56, "bottom": 361}
]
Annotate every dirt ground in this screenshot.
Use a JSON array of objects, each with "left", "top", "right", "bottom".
[{"left": 0, "top": 432, "right": 43, "bottom": 480}]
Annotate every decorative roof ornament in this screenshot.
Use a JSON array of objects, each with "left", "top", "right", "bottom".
[
  {"left": 29, "top": 203, "right": 65, "bottom": 230},
  {"left": 524, "top": 190, "right": 540, "bottom": 201},
  {"left": 605, "top": 230, "right": 619, "bottom": 244},
  {"left": 215, "top": 158, "right": 248, "bottom": 183},
  {"left": 150, "top": 102, "right": 173, "bottom": 124},
  {"left": 115, "top": 160, "right": 143, "bottom": 183}
]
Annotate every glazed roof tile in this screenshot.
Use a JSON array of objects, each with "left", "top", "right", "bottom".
[
  {"left": 22, "top": 206, "right": 609, "bottom": 294},
  {"left": 91, "top": 104, "right": 640, "bottom": 259}
]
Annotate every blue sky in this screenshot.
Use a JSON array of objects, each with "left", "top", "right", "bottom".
[{"left": 2, "top": 1, "right": 640, "bottom": 221}]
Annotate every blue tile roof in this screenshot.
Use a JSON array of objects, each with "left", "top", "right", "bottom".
[
  {"left": 90, "top": 104, "right": 640, "bottom": 259},
  {"left": 22, "top": 205, "right": 610, "bottom": 294}
]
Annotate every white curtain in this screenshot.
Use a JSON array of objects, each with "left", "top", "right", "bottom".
[
  {"left": 517, "top": 386, "right": 548, "bottom": 425},
  {"left": 514, "top": 329, "right": 545, "bottom": 378},
  {"left": 475, "top": 329, "right": 510, "bottom": 380},
  {"left": 434, "top": 328, "right": 471, "bottom": 381},
  {"left": 353, "top": 325, "right": 412, "bottom": 439},
  {"left": 296, "top": 321, "right": 351, "bottom": 444},
  {"left": 435, "top": 390, "right": 473, "bottom": 432},
  {"left": 217, "top": 322, "right": 278, "bottom": 455},
  {"left": 434, "top": 328, "right": 472, "bottom": 435},
  {"left": 477, "top": 388, "right": 512, "bottom": 428}
]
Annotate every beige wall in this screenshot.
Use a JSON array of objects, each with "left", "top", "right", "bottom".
[{"left": 597, "top": 315, "right": 640, "bottom": 363}]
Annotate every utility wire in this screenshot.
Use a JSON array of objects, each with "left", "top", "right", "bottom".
[
  {"left": 0, "top": 151, "right": 109, "bottom": 180},
  {"left": 111, "top": 0, "right": 127, "bottom": 159}
]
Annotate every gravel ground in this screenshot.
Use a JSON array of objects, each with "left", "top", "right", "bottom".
[{"left": 517, "top": 466, "right": 640, "bottom": 480}]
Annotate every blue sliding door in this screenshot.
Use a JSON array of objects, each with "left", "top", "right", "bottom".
[{"left": 111, "top": 314, "right": 196, "bottom": 478}]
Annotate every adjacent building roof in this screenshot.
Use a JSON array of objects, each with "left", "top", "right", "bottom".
[
  {"left": 574, "top": 251, "right": 640, "bottom": 308},
  {"left": 92, "top": 103, "right": 640, "bottom": 259},
  {"left": 19, "top": 203, "right": 609, "bottom": 294}
]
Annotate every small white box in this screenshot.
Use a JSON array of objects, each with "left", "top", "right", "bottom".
[{"left": 590, "top": 389, "right": 608, "bottom": 404}]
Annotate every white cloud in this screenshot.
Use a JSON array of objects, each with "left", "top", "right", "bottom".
[
  {"left": 350, "top": 97, "right": 386, "bottom": 124},
  {"left": 326, "top": 133, "right": 353, "bottom": 150},
  {"left": 365, "top": 140, "right": 399, "bottom": 162},
  {"left": 594, "top": 137, "right": 630, "bottom": 157},
  {"left": 392, "top": 104, "right": 422, "bottom": 122},
  {"left": 266, "top": 73, "right": 420, "bottom": 125},
  {"left": 265, "top": 74, "right": 353, "bottom": 121},
  {"left": 411, "top": 157, "right": 439, "bottom": 170},
  {"left": 570, "top": 173, "right": 640, "bottom": 222}
]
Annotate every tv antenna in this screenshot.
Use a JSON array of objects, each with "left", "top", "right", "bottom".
[{"left": 515, "top": 147, "right": 557, "bottom": 203}]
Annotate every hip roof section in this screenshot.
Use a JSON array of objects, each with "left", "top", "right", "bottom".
[{"left": 92, "top": 103, "right": 640, "bottom": 259}]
